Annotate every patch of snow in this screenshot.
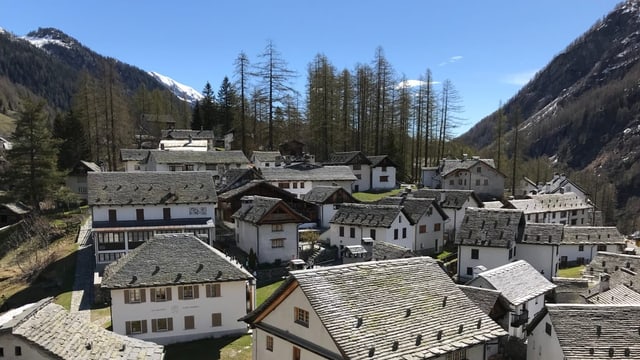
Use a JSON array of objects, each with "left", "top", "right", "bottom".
[
  {"left": 148, "top": 71, "right": 203, "bottom": 104},
  {"left": 22, "top": 36, "right": 71, "bottom": 49}
]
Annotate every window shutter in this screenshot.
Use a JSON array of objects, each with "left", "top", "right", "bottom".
[
  {"left": 150, "top": 288, "right": 156, "bottom": 302},
  {"left": 151, "top": 319, "right": 157, "bottom": 332},
  {"left": 193, "top": 285, "right": 199, "bottom": 299},
  {"left": 167, "top": 317, "right": 173, "bottom": 331},
  {"left": 124, "top": 290, "right": 130, "bottom": 304},
  {"left": 125, "top": 321, "right": 132, "bottom": 335},
  {"left": 166, "top": 287, "right": 172, "bottom": 300},
  {"left": 178, "top": 286, "right": 184, "bottom": 300},
  {"left": 205, "top": 284, "right": 212, "bottom": 298},
  {"left": 140, "top": 289, "right": 146, "bottom": 303},
  {"left": 141, "top": 320, "right": 148, "bottom": 333}
]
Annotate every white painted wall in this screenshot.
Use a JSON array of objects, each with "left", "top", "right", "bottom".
[
  {"left": 251, "top": 327, "right": 329, "bottom": 360},
  {"left": 518, "top": 244, "right": 559, "bottom": 280},
  {"left": 527, "top": 313, "right": 564, "bottom": 360},
  {"left": 414, "top": 214, "right": 444, "bottom": 254},
  {"left": 0, "top": 334, "right": 51, "bottom": 359},
  {"left": 351, "top": 164, "right": 371, "bottom": 192},
  {"left": 235, "top": 221, "right": 298, "bottom": 264},
  {"left": 92, "top": 204, "right": 215, "bottom": 223},
  {"left": 110, "top": 281, "right": 249, "bottom": 344},
  {"left": 329, "top": 212, "right": 414, "bottom": 252},
  {"left": 371, "top": 166, "right": 396, "bottom": 190},
  {"left": 457, "top": 246, "right": 512, "bottom": 282},
  {"left": 318, "top": 204, "right": 338, "bottom": 229}
]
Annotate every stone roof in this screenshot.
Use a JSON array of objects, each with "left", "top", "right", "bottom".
[
  {"left": 585, "top": 252, "right": 640, "bottom": 293},
  {"left": 538, "top": 174, "right": 588, "bottom": 196},
  {"left": 80, "top": 160, "right": 102, "bottom": 172},
  {"left": 522, "top": 223, "right": 564, "bottom": 244},
  {"left": 87, "top": 171, "right": 216, "bottom": 206},
  {"left": 215, "top": 168, "right": 261, "bottom": 193},
  {"left": 0, "top": 298, "right": 164, "bottom": 359},
  {"left": 562, "top": 226, "right": 626, "bottom": 245},
  {"left": 587, "top": 285, "right": 640, "bottom": 304},
  {"left": 161, "top": 129, "right": 214, "bottom": 140},
  {"left": 147, "top": 150, "right": 249, "bottom": 164},
  {"left": 330, "top": 203, "right": 414, "bottom": 227},
  {"left": 251, "top": 151, "right": 281, "bottom": 162},
  {"left": 455, "top": 207, "right": 525, "bottom": 248},
  {"left": 439, "top": 158, "right": 498, "bottom": 177},
  {"left": 301, "top": 186, "right": 355, "bottom": 204},
  {"left": 468, "top": 260, "right": 556, "bottom": 306},
  {"left": 510, "top": 193, "right": 592, "bottom": 213},
  {"left": 217, "top": 180, "right": 294, "bottom": 201},
  {"left": 410, "top": 189, "right": 483, "bottom": 209},
  {"left": 457, "top": 285, "right": 502, "bottom": 316},
  {"left": 377, "top": 196, "right": 448, "bottom": 223},
  {"left": 120, "top": 149, "right": 150, "bottom": 161},
  {"left": 370, "top": 240, "right": 414, "bottom": 261},
  {"left": 324, "top": 151, "right": 371, "bottom": 165},
  {"left": 545, "top": 304, "right": 640, "bottom": 359},
  {"left": 232, "top": 196, "right": 309, "bottom": 225},
  {"left": 260, "top": 165, "right": 356, "bottom": 182},
  {"left": 243, "top": 257, "right": 506, "bottom": 359},
  {"left": 102, "top": 234, "right": 253, "bottom": 289},
  {"left": 368, "top": 155, "right": 397, "bottom": 168}
]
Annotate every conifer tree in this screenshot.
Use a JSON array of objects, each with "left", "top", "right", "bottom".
[
  {"left": 53, "top": 110, "right": 89, "bottom": 170},
  {"left": 5, "top": 99, "right": 61, "bottom": 210}
]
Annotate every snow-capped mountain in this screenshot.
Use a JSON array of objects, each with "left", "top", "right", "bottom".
[{"left": 148, "top": 71, "right": 203, "bottom": 104}]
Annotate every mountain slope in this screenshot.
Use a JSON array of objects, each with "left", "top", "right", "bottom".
[{"left": 458, "top": 0, "right": 640, "bottom": 231}]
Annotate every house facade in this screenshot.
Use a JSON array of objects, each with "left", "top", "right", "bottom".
[
  {"left": 328, "top": 203, "right": 415, "bottom": 255},
  {"left": 510, "top": 193, "right": 594, "bottom": 226},
  {"left": 87, "top": 171, "right": 216, "bottom": 266},
  {"left": 0, "top": 298, "right": 164, "bottom": 359},
  {"left": 120, "top": 149, "right": 150, "bottom": 172},
  {"left": 301, "top": 186, "right": 358, "bottom": 229},
  {"left": 367, "top": 155, "right": 397, "bottom": 191},
  {"left": 467, "top": 260, "right": 556, "bottom": 339},
  {"left": 250, "top": 151, "right": 282, "bottom": 169},
  {"left": 65, "top": 160, "right": 101, "bottom": 202},
  {"left": 456, "top": 208, "right": 525, "bottom": 282},
  {"left": 435, "top": 156, "right": 506, "bottom": 200},
  {"left": 260, "top": 164, "right": 356, "bottom": 198},
  {"left": 233, "top": 196, "right": 309, "bottom": 264},
  {"left": 558, "top": 226, "right": 626, "bottom": 267},
  {"left": 143, "top": 150, "right": 249, "bottom": 178},
  {"left": 241, "top": 257, "right": 506, "bottom": 360},
  {"left": 160, "top": 129, "right": 215, "bottom": 150},
  {"left": 102, "top": 234, "right": 255, "bottom": 345},
  {"left": 324, "top": 151, "right": 372, "bottom": 192},
  {"left": 518, "top": 223, "right": 563, "bottom": 280}
]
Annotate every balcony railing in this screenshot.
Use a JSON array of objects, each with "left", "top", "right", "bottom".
[{"left": 510, "top": 309, "right": 529, "bottom": 327}]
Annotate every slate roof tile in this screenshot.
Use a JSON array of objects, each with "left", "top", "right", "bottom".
[
  {"left": 330, "top": 203, "right": 413, "bottom": 227},
  {"left": 161, "top": 129, "right": 214, "bottom": 140},
  {"left": 587, "top": 285, "right": 640, "bottom": 304},
  {"left": 147, "top": 150, "right": 249, "bottom": 164},
  {"left": 562, "top": 226, "right": 626, "bottom": 245},
  {"left": 456, "top": 207, "right": 525, "bottom": 247},
  {"left": 260, "top": 165, "right": 356, "bottom": 181},
  {"left": 232, "top": 196, "right": 309, "bottom": 224}
]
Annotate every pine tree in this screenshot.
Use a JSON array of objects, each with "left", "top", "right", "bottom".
[
  {"left": 53, "top": 110, "right": 89, "bottom": 170},
  {"left": 5, "top": 99, "right": 61, "bottom": 210}
]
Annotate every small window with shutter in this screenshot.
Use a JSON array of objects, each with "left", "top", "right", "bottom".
[
  {"left": 206, "top": 284, "right": 221, "bottom": 298},
  {"left": 151, "top": 317, "right": 173, "bottom": 332},
  {"left": 184, "top": 315, "right": 195, "bottom": 330},
  {"left": 211, "top": 313, "right": 222, "bottom": 327}
]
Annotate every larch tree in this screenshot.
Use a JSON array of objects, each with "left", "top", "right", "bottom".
[
  {"left": 234, "top": 52, "right": 250, "bottom": 155},
  {"left": 307, "top": 54, "right": 337, "bottom": 161},
  {"left": 53, "top": 110, "right": 89, "bottom": 171},
  {"left": 5, "top": 99, "right": 61, "bottom": 210}
]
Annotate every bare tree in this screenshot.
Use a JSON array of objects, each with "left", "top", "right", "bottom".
[{"left": 234, "top": 52, "right": 250, "bottom": 155}]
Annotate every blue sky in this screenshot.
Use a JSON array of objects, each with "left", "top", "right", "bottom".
[{"left": 2, "top": 0, "right": 620, "bottom": 135}]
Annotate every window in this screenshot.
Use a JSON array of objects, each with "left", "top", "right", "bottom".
[
  {"left": 124, "top": 289, "right": 145, "bottom": 304},
  {"left": 292, "top": 182, "right": 298, "bottom": 189},
  {"left": 272, "top": 238, "right": 285, "bottom": 248},
  {"left": 163, "top": 207, "right": 171, "bottom": 220},
  {"left": 434, "top": 223, "right": 441, "bottom": 231},
  {"left": 402, "top": 228, "right": 407, "bottom": 238},
  {"left": 370, "top": 229, "right": 376, "bottom": 239},
  {"left": 380, "top": 175, "right": 389, "bottom": 182},
  {"left": 152, "top": 317, "right": 173, "bottom": 332},
  {"left": 597, "top": 244, "right": 607, "bottom": 251},
  {"left": 509, "top": 248, "right": 513, "bottom": 259},
  {"left": 477, "top": 166, "right": 482, "bottom": 173},
  {"left": 179, "top": 285, "right": 199, "bottom": 300},
  {"left": 278, "top": 182, "right": 290, "bottom": 189},
  {"left": 14, "top": 347, "right": 21, "bottom": 356},
  {"left": 484, "top": 179, "right": 489, "bottom": 186},
  {"left": 151, "top": 287, "right": 171, "bottom": 302},
  {"left": 294, "top": 307, "right": 309, "bottom": 327},
  {"left": 471, "top": 249, "right": 479, "bottom": 259},
  {"left": 339, "top": 226, "right": 344, "bottom": 237},
  {"left": 265, "top": 162, "right": 270, "bottom": 167},
  {"left": 419, "top": 225, "right": 427, "bottom": 233},
  {"left": 272, "top": 224, "right": 283, "bottom": 232},
  {"left": 211, "top": 313, "right": 222, "bottom": 327},
  {"left": 126, "top": 320, "right": 147, "bottom": 335},
  {"left": 293, "top": 347, "right": 301, "bottom": 360},
  {"left": 466, "top": 267, "right": 473, "bottom": 276},
  {"left": 0, "top": 347, "right": 3, "bottom": 357},
  {"left": 350, "top": 227, "right": 355, "bottom": 238},
  {"left": 266, "top": 335, "right": 274, "bottom": 352},
  {"left": 578, "top": 244, "right": 584, "bottom": 252},
  {"left": 446, "top": 348, "right": 466, "bottom": 360},
  {"left": 458, "top": 179, "right": 463, "bottom": 185},
  {"left": 136, "top": 209, "right": 144, "bottom": 221},
  {"left": 352, "top": 164, "right": 361, "bottom": 170},
  {"left": 184, "top": 315, "right": 195, "bottom": 330},
  {"left": 184, "top": 164, "right": 194, "bottom": 171},
  {"left": 449, "top": 179, "right": 454, "bottom": 185},
  {"left": 206, "top": 283, "right": 221, "bottom": 297},
  {"left": 381, "top": 166, "right": 387, "bottom": 172},
  {"left": 355, "top": 174, "right": 362, "bottom": 180},
  {"left": 475, "top": 179, "right": 480, "bottom": 186},
  {"left": 108, "top": 209, "right": 117, "bottom": 222},
  {"left": 300, "top": 182, "right": 305, "bottom": 188},
  {"left": 394, "top": 229, "right": 399, "bottom": 240},
  {"left": 545, "top": 322, "right": 552, "bottom": 335}
]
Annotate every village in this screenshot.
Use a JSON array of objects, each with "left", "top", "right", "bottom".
[{"left": 1, "top": 128, "right": 639, "bottom": 360}]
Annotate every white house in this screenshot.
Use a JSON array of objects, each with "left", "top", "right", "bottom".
[
  {"left": 324, "top": 151, "right": 372, "bottom": 192},
  {"left": 160, "top": 129, "right": 215, "bottom": 150},
  {"left": 527, "top": 304, "right": 640, "bottom": 360},
  {"left": 87, "top": 171, "right": 216, "bottom": 266},
  {"left": 467, "top": 260, "right": 556, "bottom": 339},
  {"left": 142, "top": 149, "right": 249, "bottom": 178},
  {"left": 120, "top": 149, "right": 150, "bottom": 172},
  {"left": 510, "top": 193, "right": 594, "bottom": 226},
  {"left": 410, "top": 189, "right": 483, "bottom": 245},
  {"left": 301, "top": 186, "right": 358, "bottom": 229},
  {"left": 456, "top": 208, "right": 525, "bottom": 282},
  {"left": 584, "top": 252, "right": 640, "bottom": 294},
  {"left": 232, "top": 196, "right": 309, "bottom": 265},
  {"left": 536, "top": 173, "right": 590, "bottom": 200},
  {"left": 328, "top": 203, "right": 415, "bottom": 256},
  {"left": 241, "top": 257, "right": 506, "bottom": 360},
  {"left": 558, "top": 226, "right": 626, "bottom": 267},
  {"left": 260, "top": 163, "right": 356, "bottom": 198},
  {"left": 377, "top": 196, "right": 448, "bottom": 255},
  {"left": 101, "top": 233, "right": 255, "bottom": 345},
  {"left": 519, "top": 223, "right": 563, "bottom": 280},
  {"left": 65, "top": 160, "right": 101, "bottom": 202},
  {"left": 368, "top": 155, "right": 397, "bottom": 191},
  {"left": 250, "top": 151, "right": 282, "bottom": 169},
  {"left": 433, "top": 156, "right": 506, "bottom": 201},
  {"left": 0, "top": 297, "right": 164, "bottom": 359}
]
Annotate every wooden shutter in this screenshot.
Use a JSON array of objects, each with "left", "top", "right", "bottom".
[
  {"left": 166, "top": 287, "right": 172, "bottom": 300},
  {"left": 140, "top": 289, "right": 146, "bottom": 303},
  {"left": 167, "top": 317, "right": 173, "bottom": 331},
  {"left": 184, "top": 316, "right": 194, "bottom": 330},
  {"left": 205, "top": 284, "right": 211, "bottom": 298},
  {"left": 141, "top": 320, "right": 148, "bottom": 333},
  {"left": 211, "top": 313, "right": 222, "bottom": 327},
  {"left": 193, "top": 285, "right": 199, "bottom": 299},
  {"left": 178, "top": 286, "right": 184, "bottom": 300},
  {"left": 150, "top": 288, "right": 156, "bottom": 302},
  {"left": 151, "top": 319, "right": 157, "bottom": 332},
  {"left": 125, "top": 321, "right": 132, "bottom": 335},
  {"left": 124, "top": 290, "right": 130, "bottom": 304}
]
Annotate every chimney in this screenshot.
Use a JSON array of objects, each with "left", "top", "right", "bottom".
[
  {"left": 240, "top": 196, "right": 255, "bottom": 212},
  {"left": 599, "top": 273, "right": 611, "bottom": 293}
]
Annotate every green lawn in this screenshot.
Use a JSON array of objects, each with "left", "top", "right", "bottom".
[
  {"left": 256, "top": 280, "right": 283, "bottom": 306},
  {"left": 557, "top": 265, "right": 585, "bottom": 278},
  {"left": 352, "top": 188, "right": 403, "bottom": 202}
]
